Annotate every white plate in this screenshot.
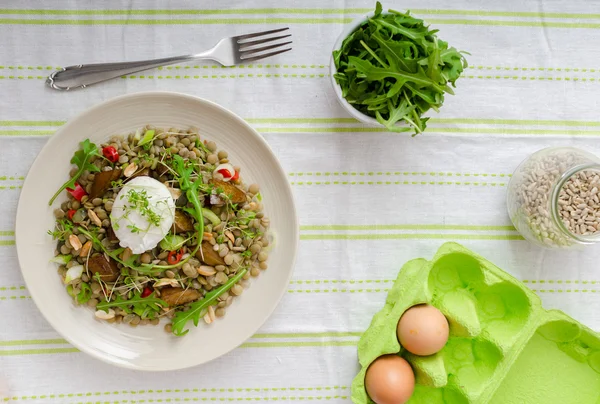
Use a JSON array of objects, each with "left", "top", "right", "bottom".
[{"left": 15, "top": 92, "right": 298, "bottom": 371}]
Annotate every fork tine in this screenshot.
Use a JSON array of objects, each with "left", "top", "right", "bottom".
[
  {"left": 239, "top": 47, "right": 292, "bottom": 63},
  {"left": 235, "top": 27, "right": 289, "bottom": 41},
  {"left": 240, "top": 41, "right": 293, "bottom": 58},
  {"left": 238, "top": 34, "right": 292, "bottom": 49}
]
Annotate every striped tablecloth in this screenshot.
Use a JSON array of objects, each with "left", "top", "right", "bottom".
[{"left": 2, "top": 1, "right": 600, "bottom": 403}]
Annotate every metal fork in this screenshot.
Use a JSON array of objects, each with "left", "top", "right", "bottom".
[{"left": 46, "top": 28, "right": 292, "bottom": 91}]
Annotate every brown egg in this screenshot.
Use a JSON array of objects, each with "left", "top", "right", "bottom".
[
  {"left": 365, "top": 355, "right": 415, "bottom": 404},
  {"left": 397, "top": 304, "right": 449, "bottom": 356}
]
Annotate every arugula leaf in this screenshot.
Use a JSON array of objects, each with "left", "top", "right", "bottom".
[
  {"left": 374, "top": 1, "right": 382, "bottom": 16},
  {"left": 97, "top": 291, "right": 167, "bottom": 314},
  {"left": 332, "top": 3, "right": 468, "bottom": 135},
  {"left": 77, "top": 282, "right": 92, "bottom": 304},
  {"left": 49, "top": 139, "right": 101, "bottom": 205},
  {"left": 172, "top": 155, "right": 205, "bottom": 237},
  {"left": 349, "top": 56, "right": 446, "bottom": 92},
  {"left": 375, "top": 99, "right": 415, "bottom": 133},
  {"left": 137, "top": 129, "right": 156, "bottom": 149},
  {"left": 171, "top": 269, "right": 247, "bottom": 336}
]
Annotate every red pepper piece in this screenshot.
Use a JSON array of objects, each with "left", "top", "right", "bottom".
[
  {"left": 67, "top": 209, "right": 76, "bottom": 220},
  {"left": 231, "top": 171, "right": 239, "bottom": 181},
  {"left": 66, "top": 183, "right": 87, "bottom": 201},
  {"left": 217, "top": 169, "right": 232, "bottom": 179},
  {"left": 167, "top": 248, "right": 184, "bottom": 265},
  {"left": 141, "top": 287, "right": 153, "bottom": 298},
  {"left": 102, "top": 146, "right": 119, "bottom": 163}
]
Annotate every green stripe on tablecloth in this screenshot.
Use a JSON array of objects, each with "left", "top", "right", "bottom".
[
  {"left": 0, "top": 347, "right": 79, "bottom": 355},
  {"left": 8, "top": 396, "right": 350, "bottom": 402},
  {"left": 256, "top": 127, "right": 600, "bottom": 135},
  {"left": 7, "top": 118, "right": 600, "bottom": 127},
  {"left": 7, "top": 121, "right": 588, "bottom": 136},
  {"left": 0, "top": 8, "right": 368, "bottom": 15},
  {"left": 0, "top": 334, "right": 362, "bottom": 356},
  {"left": 1, "top": 8, "right": 600, "bottom": 19},
  {"left": 3, "top": 74, "right": 600, "bottom": 81},
  {"left": 0, "top": 285, "right": 26, "bottom": 291},
  {"left": 0, "top": 386, "right": 350, "bottom": 403},
  {"left": 287, "top": 288, "right": 600, "bottom": 293},
  {"left": 0, "top": 17, "right": 353, "bottom": 25},
  {"left": 0, "top": 333, "right": 362, "bottom": 347},
  {"left": 0, "top": 18, "right": 599, "bottom": 29},
  {"left": 0, "top": 338, "right": 68, "bottom": 346},
  {"left": 4, "top": 280, "right": 593, "bottom": 292},
  {"left": 290, "top": 181, "right": 507, "bottom": 186},
  {"left": 0, "top": 176, "right": 24, "bottom": 180},
  {"left": 0, "top": 120, "right": 63, "bottom": 126},
  {"left": 300, "top": 224, "right": 516, "bottom": 231},
  {"left": 0, "top": 288, "right": 597, "bottom": 301},
  {"left": 0, "top": 130, "right": 54, "bottom": 136},
  {"left": 252, "top": 331, "right": 362, "bottom": 338},
  {"left": 1, "top": 179, "right": 507, "bottom": 187},
  {"left": 4, "top": 64, "right": 600, "bottom": 73},
  {"left": 0, "top": 342, "right": 357, "bottom": 355},
  {"left": 300, "top": 233, "right": 524, "bottom": 240},
  {"left": 288, "top": 171, "right": 512, "bottom": 177}
]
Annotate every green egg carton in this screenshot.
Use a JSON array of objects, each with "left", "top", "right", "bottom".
[{"left": 352, "top": 242, "right": 600, "bottom": 404}]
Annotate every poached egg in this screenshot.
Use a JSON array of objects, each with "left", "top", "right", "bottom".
[{"left": 110, "top": 176, "right": 176, "bottom": 254}]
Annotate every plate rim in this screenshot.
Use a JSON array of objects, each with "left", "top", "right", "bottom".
[{"left": 15, "top": 91, "right": 299, "bottom": 371}]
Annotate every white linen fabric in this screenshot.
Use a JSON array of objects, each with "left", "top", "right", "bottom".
[{"left": 1, "top": 1, "right": 600, "bottom": 402}]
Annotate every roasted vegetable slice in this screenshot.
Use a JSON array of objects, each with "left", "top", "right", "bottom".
[
  {"left": 210, "top": 179, "right": 246, "bottom": 204},
  {"left": 196, "top": 241, "right": 225, "bottom": 266},
  {"left": 90, "top": 168, "right": 122, "bottom": 199},
  {"left": 87, "top": 254, "right": 120, "bottom": 282},
  {"left": 160, "top": 287, "right": 201, "bottom": 306}
]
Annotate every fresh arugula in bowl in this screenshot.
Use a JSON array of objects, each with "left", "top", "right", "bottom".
[{"left": 333, "top": 2, "right": 468, "bottom": 135}]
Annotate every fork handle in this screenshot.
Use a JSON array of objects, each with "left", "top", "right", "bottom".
[{"left": 46, "top": 54, "right": 206, "bottom": 90}]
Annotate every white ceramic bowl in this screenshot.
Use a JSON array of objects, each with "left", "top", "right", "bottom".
[
  {"left": 15, "top": 92, "right": 298, "bottom": 371},
  {"left": 330, "top": 12, "right": 383, "bottom": 126},
  {"left": 329, "top": 12, "right": 414, "bottom": 130}
]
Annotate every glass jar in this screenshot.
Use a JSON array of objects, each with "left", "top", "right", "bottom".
[{"left": 507, "top": 147, "right": 600, "bottom": 249}]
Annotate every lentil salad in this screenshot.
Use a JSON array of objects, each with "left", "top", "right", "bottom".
[{"left": 48, "top": 125, "right": 271, "bottom": 336}]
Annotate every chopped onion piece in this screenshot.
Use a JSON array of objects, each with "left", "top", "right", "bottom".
[
  {"left": 50, "top": 255, "right": 72, "bottom": 265},
  {"left": 64, "top": 265, "right": 84, "bottom": 283}
]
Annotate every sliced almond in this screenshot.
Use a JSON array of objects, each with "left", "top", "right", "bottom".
[
  {"left": 95, "top": 309, "right": 115, "bottom": 320},
  {"left": 225, "top": 231, "right": 235, "bottom": 243},
  {"left": 154, "top": 278, "right": 180, "bottom": 288},
  {"left": 203, "top": 306, "right": 215, "bottom": 324},
  {"left": 79, "top": 240, "right": 93, "bottom": 257},
  {"left": 167, "top": 186, "right": 182, "bottom": 200},
  {"left": 124, "top": 162, "right": 138, "bottom": 178},
  {"left": 203, "top": 232, "right": 213, "bottom": 241},
  {"left": 69, "top": 234, "right": 82, "bottom": 251},
  {"left": 197, "top": 265, "right": 216, "bottom": 276},
  {"left": 88, "top": 209, "right": 102, "bottom": 227}
]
